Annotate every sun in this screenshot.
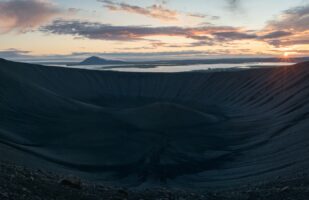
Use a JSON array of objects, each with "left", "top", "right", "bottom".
[{"left": 284, "top": 52, "right": 290, "bottom": 57}]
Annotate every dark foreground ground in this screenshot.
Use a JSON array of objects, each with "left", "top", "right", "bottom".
[{"left": 1, "top": 162, "right": 309, "bottom": 200}]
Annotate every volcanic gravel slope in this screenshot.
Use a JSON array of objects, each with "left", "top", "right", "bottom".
[{"left": 0, "top": 58, "right": 308, "bottom": 188}]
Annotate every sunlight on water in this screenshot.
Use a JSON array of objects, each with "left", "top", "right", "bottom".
[
  {"left": 51, "top": 62, "right": 295, "bottom": 73},
  {"left": 108, "top": 62, "right": 295, "bottom": 73}
]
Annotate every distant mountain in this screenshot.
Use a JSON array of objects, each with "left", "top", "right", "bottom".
[{"left": 72, "top": 56, "right": 127, "bottom": 65}]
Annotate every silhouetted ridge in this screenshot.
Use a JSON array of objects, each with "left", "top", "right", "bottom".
[
  {"left": 295, "top": 60, "right": 309, "bottom": 67},
  {"left": 0, "top": 58, "right": 8, "bottom": 63}
]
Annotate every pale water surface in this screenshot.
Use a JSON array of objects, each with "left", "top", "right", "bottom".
[{"left": 49, "top": 62, "right": 295, "bottom": 73}]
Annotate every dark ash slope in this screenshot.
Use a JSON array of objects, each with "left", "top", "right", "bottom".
[{"left": 0, "top": 59, "right": 308, "bottom": 188}]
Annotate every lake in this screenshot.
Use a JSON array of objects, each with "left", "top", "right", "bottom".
[{"left": 49, "top": 62, "right": 295, "bottom": 73}]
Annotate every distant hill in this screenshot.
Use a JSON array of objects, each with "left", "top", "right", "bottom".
[{"left": 71, "top": 56, "right": 127, "bottom": 66}]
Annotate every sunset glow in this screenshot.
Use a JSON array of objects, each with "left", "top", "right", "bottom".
[{"left": 0, "top": 0, "right": 308, "bottom": 61}]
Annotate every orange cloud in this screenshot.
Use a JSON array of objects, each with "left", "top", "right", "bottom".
[
  {"left": 261, "top": 5, "right": 309, "bottom": 48},
  {"left": 0, "top": 0, "right": 62, "bottom": 33},
  {"left": 41, "top": 20, "right": 242, "bottom": 42},
  {"left": 99, "top": 0, "right": 178, "bottom": 21}
]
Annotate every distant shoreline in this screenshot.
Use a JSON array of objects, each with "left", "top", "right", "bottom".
[{"left": 21, "top": 56, "right": 308, "bottom": 67}]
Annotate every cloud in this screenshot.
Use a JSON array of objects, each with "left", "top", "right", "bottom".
[
  {"left": 226, "top": 0, "right": 242, "bottom": 11},
  {"left": 214, "top": 31, "right": 257, "bottom": 40},
  {"left": 34, "top": 3, "right": 309, "bottom": 53},
  {"left": 99, "top": 0, "right": 219, "bottom": 22},
  {"left": 67, "top": 8, "right": 82, "bottom": 15},
  {"left": 98, "top": 0, "right": 178, "bottom": 21},
  {"left": 41, "top": 19, "right": 239, "bottom": 42},
  {"left": 188, "top": 13, "right": 220, "bottom": 20},
  {"left": 0, "top": 0, "right": 63, "bottom": 33},
  {"left": 266, "top": 5, "right": 309, "bottom": 31},
  {"left": 42, "top": 19, "right": 281, "bottom": 50},
  {"left": 259, "top": 31, "right": 292, "bottom": 39},
  {"left": 262, "top": 4, "right": 309, "bottom": 47},
  {"left": 268, "top": 39, "right": 309, "bottom": 47},
  {"left": 188, "top": 13, "right": 207, "bottom": 19},
  {"left": 39, "top": 3, "right": 309, "bottom": 51}
]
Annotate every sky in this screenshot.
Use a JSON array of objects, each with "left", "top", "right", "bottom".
[{"left": 0, "top": 0, "right": 308, "bottom": 61}]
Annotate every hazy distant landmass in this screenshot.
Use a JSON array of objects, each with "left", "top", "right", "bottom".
[
  {"left": 1, "top": 58, "right": 309, "bottom": 189},
  {"left": 70, "top": 56, "right": 128, "bottom": 66},
  {"left": 146, "top": 56, "right": 309, "bottom": 65},
  {"left": 67, "top": 56, "right": 309, "bottom": 67},
  {"left": 59, "top": 56, "right": 306, "bottom": 73},
  {"left": 30, "top": 56, "right": 309, "bottom": 68}
]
